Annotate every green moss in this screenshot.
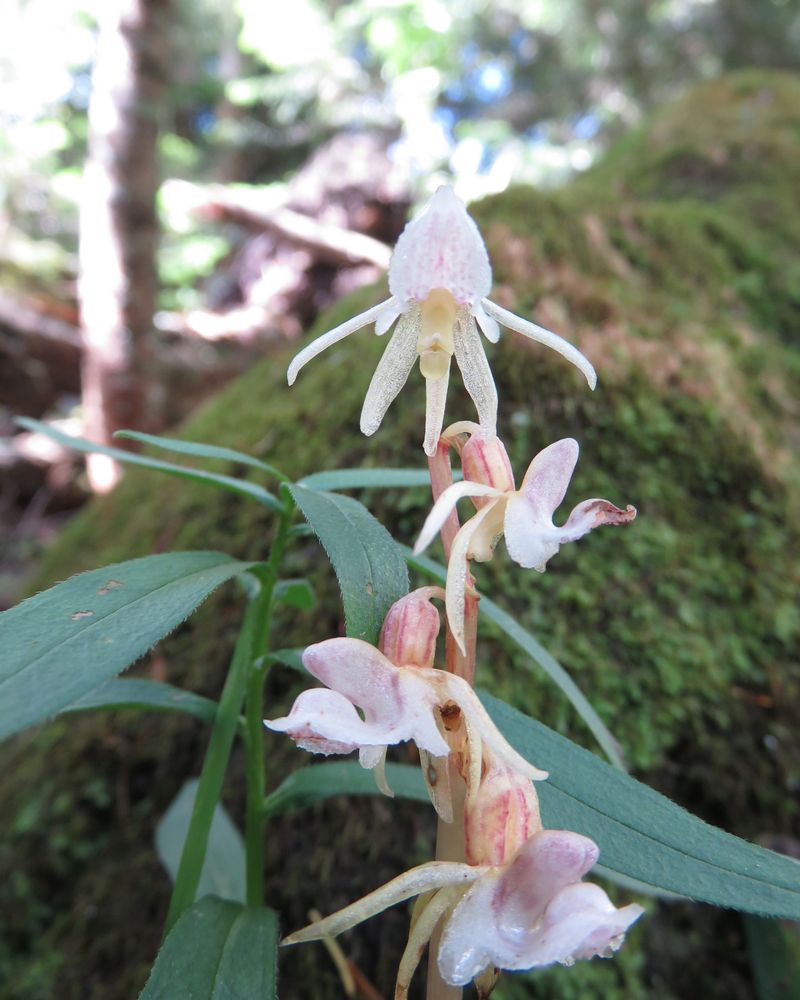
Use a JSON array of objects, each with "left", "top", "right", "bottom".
[{"left": 3, "top": 70, "right": 800, "bottom": 999}]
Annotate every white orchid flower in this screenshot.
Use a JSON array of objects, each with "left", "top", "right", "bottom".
[
  {"left": 437, "top": 829, "right": 645, "bottom": 987},
  {"left": 263, "top": 634, "right": 547, "bottom": 813},
  {"left": 414, "top": 428, "right": 636, "bottom": 652},
  {"left": 287, "top": 185, "right": 597, "bottom": 455},
  {"left": 283, "top": 828, "right": 644, "bottom": 998}
]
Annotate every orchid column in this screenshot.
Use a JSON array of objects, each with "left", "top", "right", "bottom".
[{"left": 270, "top": 186, "right": 642, "bottom": 998}]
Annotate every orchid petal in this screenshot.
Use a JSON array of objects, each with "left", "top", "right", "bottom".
[
  {"left": 419, "top": 750, "right": 454, "bottom": 823},
  {"left": 438, "top": 830, "right": 608, "bottom": 983},
  {"left": 423, "top": 360, "right": 451, "bottom": 457},
  {"left": 445, "top": 502, "right": 500, "bottom": 654},
  {"left": 518, "top": 438, "right": 580, "bottom": 517},
  {"left": 506, "top": 438, "right": 636, "bottom": 570},
  {"left": 395, "top": 885, "right": 467, "bottom": 1000},
  {"left": 303, "top": 639, "right": 403, "bottom": 719},
  {"left": 528, "top": 883, "right": 644, "bottom": 966},
  {"left": 559, "top": 498, "right": 637, "bottom": 544},
  {"left": 389, "top": 186, "right": 492, "bottom": 306},
  {"left": 503, "top": 494, "right": 561, "bottom": 572},
  {"left": 495, "top": 830, "right": 599, "bottom": 938},
  {"left": 482, "top": 298, "right": 597, "bottom": 389},
  {"left": 360, "top": 745, "right": 393, "bottom": 797},
  {"left": 375, "top": 296, "right": 403, "bottom": 335},
  {"left": 504, "top": 438, "right": 580, "bottom": 570},
  {"left": 473, "top": 299, "right": 501, "bottom": 343},
  {"left": 437, "top": 872, "right": 502, "bottom": 985},
  {"left": 360, "top": 309, "right": 421, "bottom": 437},
  {"left": 264, "top": 688, "right": 362, "bottom": 754},
  {"left": 453, "top": 314, "right": 498, "bottom": 437},
  {"left": 302, "top": 639, "right": 451, "bottom": 757},
  {"left": 282, "top": 861, "right": 485, "bottom": 945},
  {"left": 397, "top": 672, "right": 453, "bottom": 756},
  {"left": 441, "top": 673, "right": 548, "bottom": 782},
  {"left": 287, "top": 297, "right": 398, "bottom": 385},
  {"left": 414, "top": 480, "right": 504, "bottom": 556}
]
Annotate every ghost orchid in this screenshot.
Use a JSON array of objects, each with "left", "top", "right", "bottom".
[
  {"left": 264, "top": 608, "right": 547, "bottom": 812},
  {"left": 287, "top": 186, "right": 597, "bottom": 455},
  {"left": 282, "top": 828, "right": 644, "bottom": 998},
  {"left": 414, "top": 426, "right": 636, "bottom": 651}
]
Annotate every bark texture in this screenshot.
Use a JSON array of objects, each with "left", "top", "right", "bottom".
[{"left": 79, "top": 0, "right": 170, "bottom": 491}]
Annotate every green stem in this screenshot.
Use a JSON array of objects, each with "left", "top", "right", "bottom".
[
  {"left": 244, "top": 498, "right": 293, "bottom": 907},
  {"left": 164, "top": 592, "right": 262, "bottom": 935},
  {"left": 164, "top": 495, "right": 294, "bottom": 932}
]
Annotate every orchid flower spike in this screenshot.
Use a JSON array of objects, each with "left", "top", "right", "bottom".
[
  {"left": 283, "top": 828, "right": 644, "bottom": 997},
  {"left": 414, "top": 425, "right": 637, "bottom": 652},
  {"left": 264, "top": 625, "right": 547, "bottom": 814},
  {"left": 287, "top": 185, "right": 597, "bottom": 455}
]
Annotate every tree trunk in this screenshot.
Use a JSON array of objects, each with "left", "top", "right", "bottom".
[{"left": 79, "top": 0, "right": 170, "bottom": 491}]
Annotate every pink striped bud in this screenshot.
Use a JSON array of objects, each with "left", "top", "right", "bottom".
[
  {"left": 379, "top": 587, "right": 444, "bottom": 669},
  {"left": 461, "top": 430, "right": 515, "bottom": 506},
  {"left": 464, "top": 751, "right": 542, "bottom": 866}
]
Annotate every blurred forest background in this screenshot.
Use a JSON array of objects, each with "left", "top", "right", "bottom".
[
  {"left": 2, "top": 1, "right": 800, "bottom": 999},
  {"left": 3, "top": 0, "right": 800, "bottom": 601}
]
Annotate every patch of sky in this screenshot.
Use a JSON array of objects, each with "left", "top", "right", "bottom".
[
  {"left": 509, "top": 27, "right": 529, "bottom": 52},
  {"left": 444, "top": 79, "right": 467, "bottom": 102},
  {"left": 434, "top": 106, "right": 457, "bottom": 138},
  {"left": 194, "top": 108, "right": 216, "bottom": 134},
  {"left": 67, "top": 71, "right": 93, "bottom": 111},
  {"left": 461, "top": 40, "right": 481, "bottom": 65},
  {"left": 524, "top": 123, "right": 549, "bottom": 142},
  {"left": 352, "top": 38, "right": 370, "bottom": 65},
  {"left": 474, "top": 62, "right": 512, "bottom": 101},
  {"left": 571, "top": 112, "right": 600, "bottom": 140}
]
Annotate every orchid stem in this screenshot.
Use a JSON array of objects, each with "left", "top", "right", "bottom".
[
  {"left": 427, "top": 442, "right": 460, "bottom": 560},
  {"left": 425, "top": 438, "right": 479, "bottom": 1000}
]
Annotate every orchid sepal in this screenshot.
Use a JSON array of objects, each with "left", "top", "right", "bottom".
[
  {"left": 281, "top": 861, "right": 484, "bottom": 946},
  {"left": 287, "top": 297, "right": 400, "bottom": 386}
]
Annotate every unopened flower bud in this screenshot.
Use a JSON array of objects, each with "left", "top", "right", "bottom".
[
  {"left": 379, "top": 587, "right": 444, "bottom": 669},
  {"left": 464, "top": 751, "right": 542, "bottom": 866},
  {"left": 461, "top": 429, "right": 515, "bottom": 502}
]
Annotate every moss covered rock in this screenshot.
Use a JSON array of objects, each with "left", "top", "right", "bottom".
[{"left": 3, "top": 70, "right": 799, "bottom": 999}]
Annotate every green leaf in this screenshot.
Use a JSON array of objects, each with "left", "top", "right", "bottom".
[
  {"left": 115, "top": 429, "right": 288, "bottom": 482},
  {"left": 263, "top": 761, "right": 428, "bottom": 817},
  {"left": 16, "top": 417, "right": 282, "bottom": 512},
  {"left": 299, "top": 468, "right": 436, "bottom": 490},
  {"left": 745, "top": 913, "right": 800, "bottom": 1000},
  {"left": 156, "top": 780, "right": 246, "bottom": 904},
  {"left": 288, "top": 485, "right": 408, "bottom": 644},
  {"left": 64, "top": 678, "right": 216, "bottom": 724},
  {"left": 140, "top": 896, "right": 277, "bottom": 999},
  {"left": 0, "top": 551, "right": 252, "bottom": 741},
  {"left": 404, "top": 547, "right": 625, "bottom": 770},
  {"left": 274, "top": 578, "right": 316, "bottom": 610},
  {"left": 266, "top": 647, "right": 307, "bottom": 673},
  {"left": 482, "top": 692, "right": 800, "bottom": 919}
]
